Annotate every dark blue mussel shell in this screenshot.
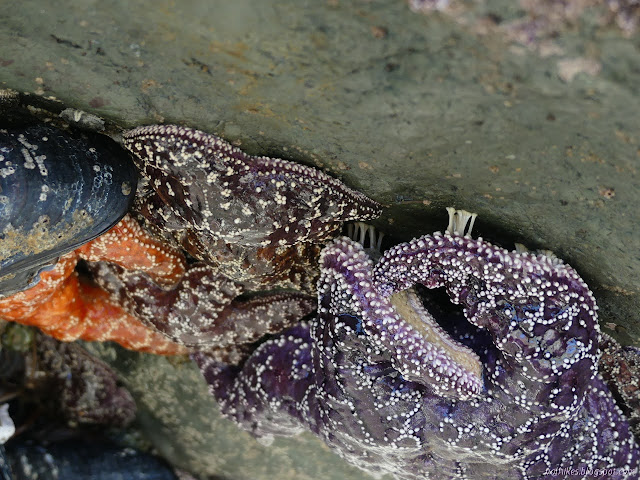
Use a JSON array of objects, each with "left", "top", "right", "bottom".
[
  {"left": 3, "top": 440, "right": 178, "bottom": 480},
  {"left": 0, "top": 125, "right": 138, "bottom": 296},
  {"left": 0, "top": 446, "right": 10, "bottom": 480}
]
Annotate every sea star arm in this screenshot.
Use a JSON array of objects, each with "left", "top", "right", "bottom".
[
  {"left": 372, "top": 231, "right": 601, "bottom": 412},
  {"left": 91, "top": 261, "right": 315, "bottom": 360},
  {"left": 77, "top": 214, "right": 186, "bottom": 286},
  {"left": 123, "top": 125, "right": 382, "bottom": 249},
  {"left": 193, "top": 321, "right": 317, "bottom": 442},
  {"left": 0, "top": 251, "right": 187, "bottom": 356},
  {"left": 318, "top": 237, "right": 483, "bottom": 399}
]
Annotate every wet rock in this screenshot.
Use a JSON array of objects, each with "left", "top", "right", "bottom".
[{"left": 1, "top": 0, "right": 639, "bottom": 477}]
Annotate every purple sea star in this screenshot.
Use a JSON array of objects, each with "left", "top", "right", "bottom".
[
  {"left": 90, "top": 260, "right": 315, "bottom": 362},
  {"left": 122, "top": 124, "right": 381, "bottom": 292},
  {"left": 83, "top": 125, "right": 380, "bottom": 359},
  {"left": 195, "top": 209, "right": 640, "bottom": 479}
]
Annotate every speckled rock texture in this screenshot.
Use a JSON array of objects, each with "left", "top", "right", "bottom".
[{"left": 1, "top": 0, "right": 639, "bottom": 478}]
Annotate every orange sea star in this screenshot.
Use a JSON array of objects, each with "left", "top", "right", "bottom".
[{"left": 0, "top": 215, "right": 188, "bottom": 355}]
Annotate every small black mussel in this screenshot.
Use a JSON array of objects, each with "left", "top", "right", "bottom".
[
  {"left": 0, "top": 125, "right": 138, "bottom": 296},
  {"left": 4, "top": 440, "right": 178, "bottom": 480},
  {"left": 0, "top": 445, "right": 11, "bottom": 480}
]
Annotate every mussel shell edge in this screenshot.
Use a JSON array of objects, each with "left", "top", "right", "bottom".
[{"left": 0, "top": 125, "right": 138, "bottom": 296}]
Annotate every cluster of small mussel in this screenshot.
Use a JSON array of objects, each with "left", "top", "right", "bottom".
[{"left": 0, "top": 91, "right": 185, "bottom": 480}]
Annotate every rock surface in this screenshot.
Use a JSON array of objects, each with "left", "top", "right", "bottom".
[{"left": 2, "top": 0, "right": 639, "bottom": 478}]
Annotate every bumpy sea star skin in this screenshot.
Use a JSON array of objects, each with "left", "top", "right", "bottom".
[
  {"left": 122, "top": 125, "right": 381, "bottom": 291},
  {"left": 77, "top": 214, "right": 186, "bottom": 287},
  {"left": 91, "top": 260, "right": 315, "bottom": 362},
  {"left": 371, "top": 232, "right": 639, "bottom": 477},
  {"left": 134, "top": 187, "right": 326, "bottom": 292},
  {"left": 0, "top": 215, "right": 187, "bottom": 356},
  {"left": 196, "top": 212, "right": 639, "bottom": 480},
  {"left": 123, "top": 124, "right": 381, "bottom": 247}
]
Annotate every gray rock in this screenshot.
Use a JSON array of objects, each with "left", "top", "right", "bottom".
[{"left": 2, "top": 0, "right": 639, "bottom": 477}]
